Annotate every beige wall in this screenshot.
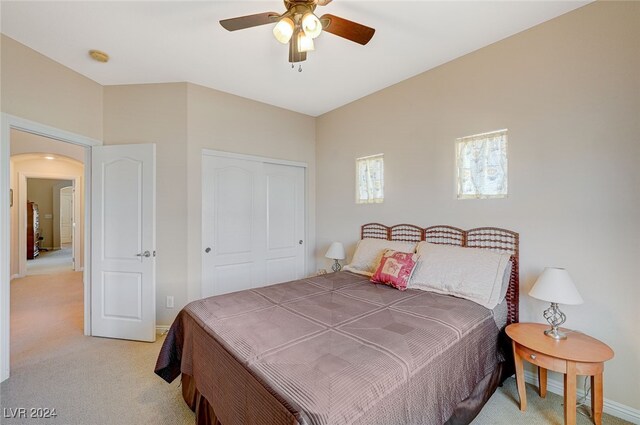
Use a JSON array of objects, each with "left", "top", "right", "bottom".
[
  {"left": 103, "top": 83, "right": 317, "bottom": 325},
  {"left": 316, "top": 1, "right": 640, "bottom": 410},
  {"left": 3, "top": 38, "right": 317, "bottom": 329},
  {"left": 2, "top": 34, "right": 97, "bottom": 278},
  {"left": 26, "top": 178, "right": 72, "bottom": 249},
  {"left": 10, "top": 155, "right": 85, "bottom": 276},
  {"left": 185, "top": 83, "right": 316, "bottom": 303},
  {"left": 103, "top": 83, "right": 189, "bottom": 326},
  {"left": 10, "top": 129, "right": 86, "bottom": 162},
  {"left": 1, "top": 35, "right": 103, "bottom": 140}
]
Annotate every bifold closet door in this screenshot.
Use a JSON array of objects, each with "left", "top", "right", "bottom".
[{"left": 202, "top": 155, "right": 305, "bottom": 297}]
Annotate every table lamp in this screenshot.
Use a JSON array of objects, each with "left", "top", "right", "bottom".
[
  {"left": 325, "top": 242, "right": 345, "bottom": 272},
  {"left": 528, "top": 267, "right": 583, "bottom": 340}
]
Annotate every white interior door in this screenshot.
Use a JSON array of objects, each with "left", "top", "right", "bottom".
[
  {"left": 202, "top": 154, "right": 305, "bottom": 297},
  {"left": 91, "top": 144, "right": 156, "bottom": 342},
  {"left": 59, "top": 186, "right": 73, "bottom": 244},
  {"left": 264, "top": 163, "right": 305, "bottom": 285}
]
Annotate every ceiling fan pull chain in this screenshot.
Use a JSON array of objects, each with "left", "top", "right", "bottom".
[{"left": 299, "top": 64, "right": 303, "bottom": 72}]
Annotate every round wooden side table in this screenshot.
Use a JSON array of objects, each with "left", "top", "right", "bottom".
[{"left": 506, "top": 322, "right": 614, "bottom": 425}]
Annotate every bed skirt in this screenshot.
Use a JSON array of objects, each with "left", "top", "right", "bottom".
[
  {"left": 182, "top": 374, "right": 222, "bottom": 425},
  {"left": 181, "top": 357, "right": 512, "bottom": 425}
]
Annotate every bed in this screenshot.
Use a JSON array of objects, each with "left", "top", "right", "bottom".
[{"left": 155, "top": 223, "right": 519, "bottom": 425}]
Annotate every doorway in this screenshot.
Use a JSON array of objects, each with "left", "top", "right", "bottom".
[
  {"left": 1, "top": 115, "right": 99, "bottom": 382},
  {"left": 2, "top": 115, "right": 158, "bottom": 382},
  {"left": 8, "top": 134, "right": 86, "bottom": 371},
  {"left": 24, "top": 178, "right": 75, "bottom": 276}
]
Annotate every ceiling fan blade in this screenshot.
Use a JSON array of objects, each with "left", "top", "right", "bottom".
[
  {"left": 320, "top": 14, "right": 375, "bottom": 45},
  {"left": 220, "top": 12, "right": 279, "bottom": 32},
  {"left": 316, "top": 0, "right": 333, "bottom": 6}
]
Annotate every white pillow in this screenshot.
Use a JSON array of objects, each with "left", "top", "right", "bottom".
[
  {"left": 408, "top": 242, "right": 511, "bottom": 309},
  {"left": 343, "top": 238, "right": 417, "bottom": 277}
]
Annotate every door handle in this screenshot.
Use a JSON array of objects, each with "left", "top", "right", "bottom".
[
  {"left": 205, "top": 247, "right": 212, "bottom": 253},
  {"left": 299, "top": 240, "right": 303, "bottom": 245},
  {"left": 136, "top": 251, "right": 151, "bottom": 258}
]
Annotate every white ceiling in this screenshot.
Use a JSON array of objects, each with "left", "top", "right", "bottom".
[{"left": 1, "top": 1, "right": 590, "bottom": 116}]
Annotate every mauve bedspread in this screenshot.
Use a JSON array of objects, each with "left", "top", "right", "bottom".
[{"left": 155, "top": 271, "right": 501, "bottom": 425}]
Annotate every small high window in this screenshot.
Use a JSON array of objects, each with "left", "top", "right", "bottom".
[
  {"left": 456, "top": 129, "right": 508, "bottom": 199},
  {"left": 356, "top": 154, "right": 384, "bottom": 204}
]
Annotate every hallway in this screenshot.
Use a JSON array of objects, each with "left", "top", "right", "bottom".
[
  {"left": 10, "top": 270, "right": 82, "bottom": 369},
  {"left": 26, "top": 244, "right": 73, "bottom": 276},
  {"left": 3, "top": 268, "right": 194, "bottom": 425}
]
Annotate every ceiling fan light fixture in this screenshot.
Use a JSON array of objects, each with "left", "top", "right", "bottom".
[
  {"left": 301, "top": 12, "right": 322, "bottom": 39},
  {"left": 273, "top": 17, "right": 294, "bottom": 44},
  {"left": 298, "top": 31, "right": 315, "bottom": 53}
]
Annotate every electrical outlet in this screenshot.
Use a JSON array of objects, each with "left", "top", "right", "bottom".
[{"left": 166, "top": 296, "right": 174, "bottom": 308}]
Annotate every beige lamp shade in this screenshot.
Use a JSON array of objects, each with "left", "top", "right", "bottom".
[
  {"left": 325, "top": 242, "right": 345, "bottom": 260},
  {"left": 529, "top": 267, "right": 583, "bottom": 305}
]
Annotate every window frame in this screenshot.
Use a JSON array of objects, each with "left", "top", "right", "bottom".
[
  {"left": 455, "top": 129, "right": 508, "bottom": 200},
  {"left": 355, "top": 153, "right": 384, "bottom": 204}
]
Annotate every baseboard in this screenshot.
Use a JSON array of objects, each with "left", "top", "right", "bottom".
[
  {"left": 524, "top": 370, "right": 640, "bottom": 424},
  {"left": 156, "top": 325, "right": 170, "bottom": 336}
]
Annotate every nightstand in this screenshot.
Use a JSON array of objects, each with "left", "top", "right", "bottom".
[{"left": 506, "top": 323, "right": 614, "bottom": 425}]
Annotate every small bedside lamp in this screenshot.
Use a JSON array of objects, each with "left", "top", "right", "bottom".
[
  {"left": 325, "top": 242, "right": 345, "bottom": 272},
  {"left": 529, "top": 267, "right": 584, "bottom": 340}
]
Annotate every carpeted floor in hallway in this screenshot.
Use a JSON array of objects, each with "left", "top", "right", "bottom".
[
  {"left": 26, "top": 245, "right": 74, "bottom": 276},
  {"left": 1, "top": 272, "right": 630, "bottom": 424},
  {"left": 3, "top": 271, "right": 193, "bottom": 425}
]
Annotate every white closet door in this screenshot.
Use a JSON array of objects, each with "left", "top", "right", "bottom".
[
  {"left": 202, "top": 155, "right": 265, "bottom": 297},
  {"left": 202, "top": 154, "right": 305, "bottom": 297},
  {"left": 264, "top": 163, "right": 305, "bottom": 285}
]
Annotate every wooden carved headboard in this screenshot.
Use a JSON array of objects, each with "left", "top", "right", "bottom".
[{"left": 361, "top": 223, "right": 520, "bottom": 325}]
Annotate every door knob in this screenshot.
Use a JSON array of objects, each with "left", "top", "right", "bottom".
[
  {"left": 136, "top": 251, "right": 151, "bottom": 258},
  {"left": 205, "top": 247, "right": 212, "bottom": 253},
  {"left": 299, "top": 240, "right": 303, "bottom": 245}
]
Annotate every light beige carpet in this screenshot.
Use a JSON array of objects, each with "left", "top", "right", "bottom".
[
  {"left": 26, "top": 245, "right": 74, "bottom": 276},
  {"left": 3, "top": 271, "right": 193, "bottom": 424},
  {"left": 1, "top": 272, "right": 631, "bottom": 424}
]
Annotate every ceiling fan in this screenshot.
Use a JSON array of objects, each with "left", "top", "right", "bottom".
[{"left": 220, "top": 0, "right": 375, "bottom": 65}]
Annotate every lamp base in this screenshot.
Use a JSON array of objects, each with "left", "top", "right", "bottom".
[
  {"left": 542, "top": 302, "right": 568, "bottom": 340},
  {"left": 544, "top": 327, "right": 567, "bottom": 340},
  {"left": 331, "top": 259, "right": 342, "bottom": 272}
]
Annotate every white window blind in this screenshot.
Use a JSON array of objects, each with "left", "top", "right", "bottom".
[
  {"left": 456, "top": 129, "right": 508, "bottom": 199},
  {"left": 356, "top": 154, "right": 384, "bottom": 204}
]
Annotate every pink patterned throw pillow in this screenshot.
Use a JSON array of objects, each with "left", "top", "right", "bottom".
[{"left": 370, "top": 249, "right": 418, "bottom": 291}]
